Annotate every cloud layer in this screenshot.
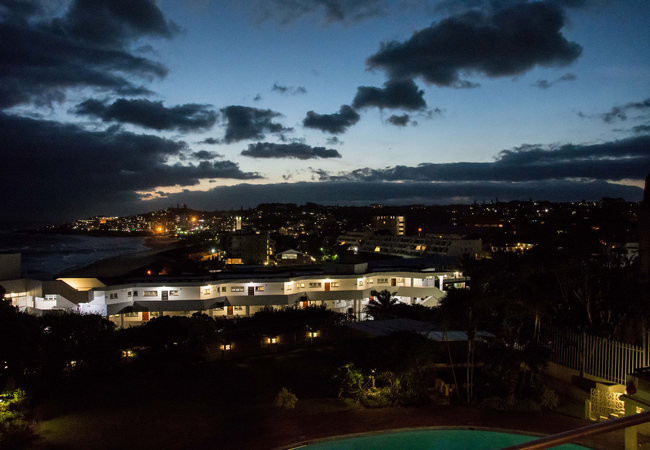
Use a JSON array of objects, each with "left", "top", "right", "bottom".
[
  {"left": 220, "top": 106, "right": 292, "bottom": 143},
  {"left": 366, "top": 2, "right": 582, "bottom": 87},
  {"left": 0, "top": 0, "right": 175, "bottom": 109},
  {"left": 241, "top": 142, "right": 342, "bottom": 159},
  {"left": 255, "top": 0, "right": 387, "bottom": 24},
  {"left": 141, "top": 179, "right": 643, "bottom": 213},
  {"left": 0, "top": 113, "right": 261, "bottom": 221},
  {"left": 303, "top": 105, "right": 361, "bottom": 134},
  {"left": 320, "top": 136, "right": 650, "bottom": 182},
  {"left": 74, "top": 98, "right": 218, "bottom": 132},
  {"left": 352, "top": 79, "right": 427, "bottom": 111}
]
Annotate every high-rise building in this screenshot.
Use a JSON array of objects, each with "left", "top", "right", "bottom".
[
  {"left": 222, "top": 230, "right": 275, "bottom": 265},
  {"left": 373, "top": 216, "right": 405, "bottom": 236}
]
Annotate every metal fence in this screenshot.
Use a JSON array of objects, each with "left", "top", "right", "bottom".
[{"left": 540, "top": 324, "right": 649, "bottom": 385}]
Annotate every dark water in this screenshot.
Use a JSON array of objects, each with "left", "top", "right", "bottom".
[{"left": 0, "top": 232, "right": 148, "bottom": 279}]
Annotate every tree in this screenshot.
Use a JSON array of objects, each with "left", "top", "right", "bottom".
[{"left": 364, "top": 289, "right": 399, "bottom": 320}]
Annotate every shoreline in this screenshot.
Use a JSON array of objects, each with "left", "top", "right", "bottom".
[{"left": 56, "top": 237, "right": 182, "bottom": 278}]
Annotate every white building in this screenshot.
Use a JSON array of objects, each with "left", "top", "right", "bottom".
[
  {"left": 85, "top": 265, "right": 465, "bottom": 328},
  {"left": 2, "top": 260, "right": 467, "bottom": 328}
]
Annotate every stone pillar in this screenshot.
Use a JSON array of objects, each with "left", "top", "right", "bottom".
[
  {"left": 625, "top": 401, "right": 638, "bottom": 450},
  {"left": 439, "top": 276, "right": 445, "bottom": 292}
]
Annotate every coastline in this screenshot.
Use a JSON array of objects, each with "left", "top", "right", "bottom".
[{"left": 57, "top": 237, "right": 182, "bottom": 278}]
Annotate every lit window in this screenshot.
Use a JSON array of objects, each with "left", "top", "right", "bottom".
[
  {"left": 231, "top": 287, "right": 244, "bottom": 292},
  {"left": 125, "top": 312, "right": 139, "bottom": 317},
  {"left": 109, "top": 293, "right": 118, "bottom": 299},
  {"left": 170, "top": 290, "right": 179, "bottom": 296},
  {"left": 309, "top": 282, "right": 321, "bottom": 288},
  {"left": 300, "top": 283, "right": 305, "bottom": 288},
  {"left": 203, "top": 288, "right": 211, "bottom": 295},
  {"left": 286, "top": 284, "right": 292, "bottom": 291},
  {"left": 255, "top": 286, "right": 264, "bottom": 292},
  {"left": 127, "top": 291, "right": 132, "bottom": 297},
  {"left": 368, "top": 278, "right": 374, "bottom": 284},
  {"left": 331, "top": 282, "right": 339, "bottom": 288},
  {"left": 377, "top": 278, "right": 388, "bottom": 284},
  {"left": 143, "top": 291, "right": 157, "bottom": 297}
]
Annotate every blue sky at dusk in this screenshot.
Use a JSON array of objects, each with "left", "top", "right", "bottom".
[{"left": 1, "top": 0, "right": 649, "bottom": 223}]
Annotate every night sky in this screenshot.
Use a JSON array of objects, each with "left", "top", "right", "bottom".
[{"left": 1, "top": 0, "right": 649, "bottom": 224}]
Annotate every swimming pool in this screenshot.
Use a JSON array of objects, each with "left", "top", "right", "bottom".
[{"left": 299, "top": 428, "right": 591, "bottom": 449}]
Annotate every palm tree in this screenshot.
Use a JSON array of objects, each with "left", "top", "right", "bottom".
[{"left": 365, "top": 289, "right": 399, "bottom": 320}]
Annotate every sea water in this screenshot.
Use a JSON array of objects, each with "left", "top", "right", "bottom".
[{"left": 0, "top": 231, "right": 148, "bottom": 279}]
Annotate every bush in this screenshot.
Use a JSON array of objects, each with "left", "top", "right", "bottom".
[
  {"left": 275, "top": 387, "right": 297, "bottom": 410},
  {"left": 540, "top": 388, "right": 559, "bottom": 409},
  {"left": 0, "top": 389, "right": 30, "bottom": 442},
  {"left": 361, "top": 387, "right": 393, "bottom": 408},
  {"left": 334, "top": 364, "right": 371, "bottom": 403}
]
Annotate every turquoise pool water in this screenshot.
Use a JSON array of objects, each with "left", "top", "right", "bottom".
[{"left": 301, "top": 429, "right": 590, "bottom": 449}]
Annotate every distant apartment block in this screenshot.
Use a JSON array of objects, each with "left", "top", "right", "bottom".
[
  {"left": 359, "top": 235, "right": 482, "bottom": 259},
  {"left": 222, "top": 231, "right": 275, "bottom": 265},
  {"left": 373, "top": 216, "right": 405, "bottom": 236}
]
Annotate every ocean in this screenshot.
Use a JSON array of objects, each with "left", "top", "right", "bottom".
[{"left": 0, "top": 231, "right": 149, "bottom": 279}]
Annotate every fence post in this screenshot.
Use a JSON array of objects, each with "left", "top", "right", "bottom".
[
  {"left": 581, "top": 331, "right": 586, "bottom": 379},
  {"left": 642, "top": 331, "right": 650, "bottom": 367}
]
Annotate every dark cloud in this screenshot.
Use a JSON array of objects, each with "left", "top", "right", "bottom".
[
  {"left": 191, "top": 150, "right": 223, "bottom": 160},
  {"left": 253, "top": 94, "right": 262, "bottom": 102},
  {"left": 74, "top": 98, "right": 218, "bottom": 132},
  {"left": 139, "top": 179, "right": 643, "bottom": 213},
  {"left": 433, "top": 0, "right": 589, "bottom": 15},
  {"left": 278, "top": 134, "right": 306, "bottom": 144},
  {"left": 0, "top": 0, "right": 175, "bottom": 109},
  {"left": 0, "top": 113, "right": 261, "bottom": 222},
  {"left": 366, "top": 2, "right": 582, "bottom": 87},
  {"left": 632, "top": 125, "right": 650, "bottom": 134},
  {"left": 255, "top": 0, "right": 387, "bottom": 25},
  {"left": 303, "top": 105, "right": 360, "bottom": 134},
  {"left": 241, "top": 142, "right": 341, "bottom": 160},
  {"left": 272, "top": 83, "right": 307, "bottom": 95},
  {"left": 352, "top": 79, "right": 426, "bottom": 111},
  {"left": 601, "top": 97, "right": 650, "bottom": 123},
  {"left": 532, "top": 72, "right": 576, "bottom": 89},
  {"left": 326, "top": 137, "right": 344, "bottom": 145},
  {"left": 198, "top": 137, "right": 221, "bottom": 145},
  {"left": 329, "top": 136, "right": 650, "bottom": 183},
  {"left": 221, "top": 105, "right": 293, "bottom": 143},
  {"left": 57, "top": 0, "right": 180, "bottom": 46},
  {"left": 388, "top": 114, "right": 410, "bottom": 126}
]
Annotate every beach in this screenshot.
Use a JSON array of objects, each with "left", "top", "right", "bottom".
[{"left": 57, "top": 236, "right": 182, "bottom": 278}]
